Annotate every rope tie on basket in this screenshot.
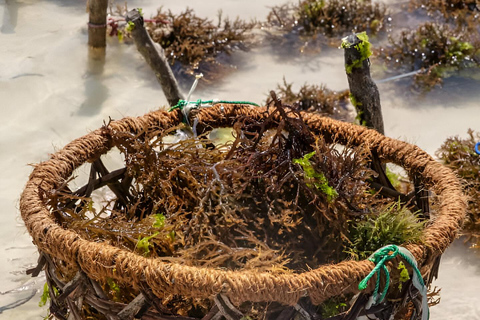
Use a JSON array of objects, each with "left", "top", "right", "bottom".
[
  {"left": 475, "top": 142, "right": 480, "bottom": 155},
  {"left": 169, "top": 99, "right": 260, "bottom": 125},
  {"left": 168, "top": 74, "right": 259, "bottom": 125},
  {"left": 359, "top": 244, "right": 429, "bottom": 320}
]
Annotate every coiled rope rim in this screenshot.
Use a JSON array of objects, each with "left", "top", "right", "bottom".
[{"left": 20, "top": 104, "right": 467, "bottom": 306}]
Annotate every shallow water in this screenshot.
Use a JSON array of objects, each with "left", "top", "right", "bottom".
[{"left": 1, "top": 0, "right": 479, "bottom": 319}]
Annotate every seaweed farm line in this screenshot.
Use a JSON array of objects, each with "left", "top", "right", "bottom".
[{"left": 1, "top": 0, "right": 480, "bottom": 319}]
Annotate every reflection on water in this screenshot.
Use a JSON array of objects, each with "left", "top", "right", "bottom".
[
  {"left": 77, "top": 49, "right": 109, "bottom": 116},
  {"left": 1, "top": 0, "right": 479, "bottom": 319}
]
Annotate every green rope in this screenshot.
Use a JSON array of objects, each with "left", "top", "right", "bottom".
[
  {"left": 168, "top": 99, "right": 260, "bottom": 126},
  {"left": 358, "top": 244, "right": 429, "bottom": 319},
  {"left": 358, "top": 245, "right": 397, "bottom": 302},
  {"left": 168, "top": 99, "right": 260, "bottom": 112}
]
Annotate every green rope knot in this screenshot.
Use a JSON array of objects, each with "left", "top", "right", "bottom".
[
  {"left": 358, "top": 244, "right": 429, "bottom": 320},
  {"left": 168, "top": 99, "right": 260, "bottom": 125},
  {"left": 168, "top": 99, "right": 198, "bottom": 112}
]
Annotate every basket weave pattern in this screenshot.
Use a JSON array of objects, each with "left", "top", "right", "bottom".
[{"left": 20, "top": 104, "right": 467, "bottom": 307}]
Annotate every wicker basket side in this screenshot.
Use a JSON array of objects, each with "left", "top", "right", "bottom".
[{"left": 20, "top": 105, "right": 467, "bottom": 307}]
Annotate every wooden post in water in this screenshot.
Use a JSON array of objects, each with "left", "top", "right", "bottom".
[
  {"left": 126, "top": 9, "right": 184, "bottom": 106},
  {"left": 342, "top": 32, "right": 385, "bottom": 135},
  {"left": 87, "top": 0, "right": 109, "bottom": 59}
]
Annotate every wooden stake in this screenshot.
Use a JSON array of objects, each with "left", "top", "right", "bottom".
[
  {"left": 126, "top": 9, "right": 184, "bottom": 106},
  {"left": 87, "top": 0, "right": 109, "bottom": 50},
  {"left": 342, "top": 33, "right": 385, "bottom": 135}
]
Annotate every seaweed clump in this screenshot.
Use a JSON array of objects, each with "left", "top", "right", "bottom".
[
  {"left": 107, "top": 3, "right": 254, "bottom": 83},
  {"left": 346, "top": 201, "right": 426, "bottom": 260},
  {"left": 436, "top": 129, "right": 480, "bottom": 238},
  {"left": 146, "top": 8, "right": 254, "bottom": 82},
  {"left": 377, "top": 22, "right": 480, "bottom": 91},
  {"left": 409, "top": 0, "right": 480, "bottom": 29},
  {"left": 45, "top": 98, "right": 427, "bottom": 318},
  {"left": 274, "top": 78, "right": 353, "bottom": 121},
  {"left": 265, "top": 0, "right": 388, "bottom": 53}
]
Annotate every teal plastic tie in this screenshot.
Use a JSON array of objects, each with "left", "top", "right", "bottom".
[
  {"left": 358, "top": 244, "right": 429, "bottom": 320},
  {"left": 168, "top": 99, "right": 260, "bottom": 125}
]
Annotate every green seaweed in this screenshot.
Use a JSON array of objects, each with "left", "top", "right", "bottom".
[
  {"left": 320, "top": 296, "right": 349, "bottom": 318},
  {"left": 137, "top": 232, "right": 160, "bottom": 255},
  {"left": 397, "top": 261, "right": 410, "bottom": 291},
  {"left": 346, "top": 201, "right": 426, "bottom": 260},
  {"left": 107, "top": 278, "right": 120, "bottom": 294},
  {"left": 38, "top": 283, "right": 49, "bottom": 307},
  {"left": 293, "top": 151, "right": 338, "bottom": 202},
  {"left": 125, "top": 21, "right": 135, "bottom": 32},
  {"left": 38, "top": 283, "right": 58, "bottom": 308},
  {"left": 386, "top": 167, "right": 402, "bottom": 190},
  {"left": 152, "top": 213, "right": 166, "bottom": 229},
  {"left": 343, "top": 31, "right": 372, "bottom": 74}
]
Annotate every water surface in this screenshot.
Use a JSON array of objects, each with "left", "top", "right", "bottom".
[{"left": 1, "top": 0, "right": 479, "bottom": 318}]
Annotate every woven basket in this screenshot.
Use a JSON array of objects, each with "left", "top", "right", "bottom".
[{"left": 20, "top": 103, "right": 467, "bottom": 320}]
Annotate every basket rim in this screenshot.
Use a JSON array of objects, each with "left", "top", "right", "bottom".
[{"left": 20, "top": 104, "right": 467, "bottom": 306}]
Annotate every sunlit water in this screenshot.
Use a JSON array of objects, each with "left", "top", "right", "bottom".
[{"left": 1, "top": 0, "right": 479, "bottom": 319}]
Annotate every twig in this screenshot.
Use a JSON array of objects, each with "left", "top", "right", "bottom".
[
  {"left": 118, "top": 293, "right": 150, "bottom": 320},
  {"left": 26, "top": 251, "right": 47, "bottom": 277},
  {"left": 214, "top": 294, "right": 244, "bottom": 320},
  {"left": 65, "top": 167, "right": 127, "bottom": 209}
]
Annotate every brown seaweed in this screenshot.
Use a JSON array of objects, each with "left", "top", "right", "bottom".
[
  {"left": 264, "top": 0, "right": 388, "bottom": 54},
  {"left": 377, "top": 22, "right": 480, "bottom": 91},
  {"left": 44, "top": 98, "right": 427, "bottom": 318},
  {"left": 146, "top": 8, "right": 254, "bottom": 83},
  {"left": 273, "top": 78, "right": 353, "bottom": 121},
  {"left": 409, "top": 0, "right": 480, "bottom": 30},
  {"left": 436, "top": 129, "right": 480, "bottom": 238}
]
